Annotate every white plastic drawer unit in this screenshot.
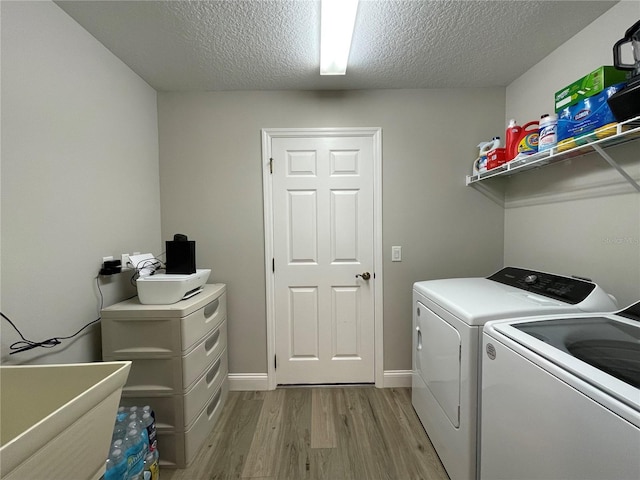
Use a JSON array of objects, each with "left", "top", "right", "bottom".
[
  {"left": 101, "top": 285, "right": 227, "bottom": 356},
  {"left": 156, "top": 379, "right": 229, "bottom": 468},
  {"left": 118, "top": 320, "right": 227, "bottom": 394},
  {"left": 120, "top": 348, "right": 228, "bottom": 431},
  {"left": 100, "top": 283, "right": 228, "bottom": 468}
]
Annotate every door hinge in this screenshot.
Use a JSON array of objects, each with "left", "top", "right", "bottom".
[
  {"left": 274, "top": 354, "right": 277, "bottom": 370},
  {"left": 269, "top": 157, "right": 273, "bottom": 174},
  {"left": 272, "top": 258, "right": 275, "bottom": 273},
  {"left": 459, "top": 345, "right": 462, "bottom": 361}
]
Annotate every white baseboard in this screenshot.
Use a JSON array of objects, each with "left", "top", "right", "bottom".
[
  {"left": 383, "top": 370, "right": 412, "bottom": 388},
  {"left": 228, "top": 370, "right": 412, "bottom": 391},
  {"left": 228, "top": 373, "right": 269, "bottom": 391}
]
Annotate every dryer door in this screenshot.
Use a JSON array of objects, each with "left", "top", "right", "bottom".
[{"left": 416, "top": 301, "right": 461, "bottom": 427}]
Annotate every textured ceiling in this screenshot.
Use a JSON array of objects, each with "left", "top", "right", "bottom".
[{"left": 54, "top": 0, "right": 619, "bottom": 92}]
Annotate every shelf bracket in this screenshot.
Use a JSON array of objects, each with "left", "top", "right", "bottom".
[
  {"left": 591, "top": 144, "right": 640, "bottom": 192},
  {"left": 469, "top": 180, "right": 505, "bottom": 207}
]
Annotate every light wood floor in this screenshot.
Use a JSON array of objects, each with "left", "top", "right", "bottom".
[{"left": 163, "top": 387, "right": 449, "bottom": 480}]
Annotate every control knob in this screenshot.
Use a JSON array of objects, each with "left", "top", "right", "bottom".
[{"left": 524, "top": 274, "right": 538, "bottom": 285}]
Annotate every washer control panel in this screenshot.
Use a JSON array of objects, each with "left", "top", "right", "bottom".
[{"left": 488, "top": 267, "right": 596, "bottom": 304}]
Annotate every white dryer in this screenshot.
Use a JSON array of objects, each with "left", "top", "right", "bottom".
[
  {"left": 481, "top": 302, "right": 640, "bottom": 480},
  {"left": 412, "top": 267, "right": 618, "bottom": 480}
]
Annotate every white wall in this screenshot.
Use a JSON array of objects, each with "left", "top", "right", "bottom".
[
  {"left": 1, "top": 1, "right": 162, "bottom": 364},
  {"left": 506, "top": 1, "right": 638, "bottom": 122},
  {"left": 503, "top": 1, "right": 640, "bottom": 307},
  {"left": 157, "top": 88, "right": 506, "bottom": 374},
  {"left": 7, "top": 0, "right": 631, "bottom": 375}
]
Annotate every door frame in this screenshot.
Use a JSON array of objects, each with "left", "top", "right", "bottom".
[{"left": 261, "top": 127, "right": 383, "bottom": 389}]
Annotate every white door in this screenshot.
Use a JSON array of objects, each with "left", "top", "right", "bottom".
[{"left": 264, "top": 130, "right": 381, "bottom": 385}]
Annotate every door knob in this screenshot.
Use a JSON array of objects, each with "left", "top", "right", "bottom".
[{"left": 355, "top": 272, "right": 371, "bottom": 280}]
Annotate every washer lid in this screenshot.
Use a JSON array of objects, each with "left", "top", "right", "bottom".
[
  {"left": 514, "top": 316, "right": 640, "bottom": 389},
  {"left": 487, "top": 312, "right": 640, "bottom": 417}
]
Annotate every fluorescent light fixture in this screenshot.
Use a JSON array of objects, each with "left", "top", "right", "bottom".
[{"left": 320, "top": 0, "right": 359, "bottom": 75}]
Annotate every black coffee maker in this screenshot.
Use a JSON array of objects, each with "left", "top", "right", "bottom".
[{"left": 607, "top": 19, "right": 640, "bottom": 123}]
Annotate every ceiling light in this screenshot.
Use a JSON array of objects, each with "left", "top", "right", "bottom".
[{"left": 320, "top": 0, "right": 359, "bottom": 75}]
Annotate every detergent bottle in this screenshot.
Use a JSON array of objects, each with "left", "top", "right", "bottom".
[
  {"left": 515, "top": 121, "right": 539, "bottom": 157},
  {"left": 473, "top": 137, "right": 502, "bottom": 175},
  {"left": 478, "top": 137, "right": 501, "bottom": 156},
  {"left": 505, "top": 119, "right": 522, "bottom": 161},
  {"left": 478, "top": 140, "right": 493, "bottom": 158}
]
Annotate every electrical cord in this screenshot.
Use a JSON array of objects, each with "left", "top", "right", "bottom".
[
  {"left": 1, "top": 276, "right": 105, "bottom": 355},
  {"left": 129, "top": 255, "right": 166, "bottom": 287},
  {"left": 3, "top": 251, "right": 165, "bottom": 355},
  {"left": 2, "top": 313, "right": 102, "bottom": 355}
]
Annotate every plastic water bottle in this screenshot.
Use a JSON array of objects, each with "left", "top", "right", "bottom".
[
  {"left": 128, "top": 414, "right": 150, "bottom": 451},
  {"left": 141, "top": 412, "right": 159, "bottom": 479},
  {"left": 124, "top": 427, "right": 147, "bottom": 480},
  {"left": 141, "top": 413, "right": 158, "bottom": 456},
  {"left": 142, "top": 405, "right": 155, "bottom": 419},
  {"left": 117, "top": 406, "right": 128, "bottom": 422},
  {"left": 105, "top": 448, "right": 127, "bottom": 480},
  {"left": 143, "top": 452, "right": 160, "bottom": 480},
  {"left": 112, "top": 416, "right": 128, "bottom": 443},
  {"left": 142, "top": 407, "right": 157, "bottom": 455}
]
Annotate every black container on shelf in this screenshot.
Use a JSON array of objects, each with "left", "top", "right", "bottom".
[
  {"left": 607, "top": 80, "right": 640, "bottom": 123},
  {"left": 607, "top": 19, "right": 640, "bottom": 123}
]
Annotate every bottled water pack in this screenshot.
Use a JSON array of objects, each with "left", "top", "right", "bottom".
[{"left": 106, "top": 405, "right": 159, "bottom": 480}]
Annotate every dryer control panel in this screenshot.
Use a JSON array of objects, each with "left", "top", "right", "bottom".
[{"left": 488, "top": 267, "right": 596, "bottom": 305}]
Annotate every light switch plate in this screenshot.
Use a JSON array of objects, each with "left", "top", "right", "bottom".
[{"left": 392, "top": 246, "right": 402, "bottom": 262}]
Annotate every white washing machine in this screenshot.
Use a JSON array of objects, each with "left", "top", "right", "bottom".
[
  {"left": 412, "top": 267, "right": 619, "bottom": 480},
  {"left": 481, "top": 302, "right": 640, "bottom": 480}
]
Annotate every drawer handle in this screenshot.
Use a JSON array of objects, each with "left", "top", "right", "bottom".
[
  {"left": 207, "top": 389, "right": 222, "bottom": 417},
  {"left": 204, "top": 299, "right": 220, "bottom": 319},
  {"left": 205, "top": 330, "right": 220, "bottom": 352},
  {"left": 206, "top": 358, "right": 221, "bottom": 385}
]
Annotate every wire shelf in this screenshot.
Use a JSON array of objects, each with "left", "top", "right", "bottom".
[{"left": 466, "top": 115, "right": 640, "bottom": 187}]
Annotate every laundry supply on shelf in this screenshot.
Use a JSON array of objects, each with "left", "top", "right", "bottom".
[
  {"left": 538, "top": 113, "right": 558, "bottom": 152},
  {"left": 486, "top": 147, "right": 506, "bottom": 170},
  {"left": 556, "top": 83, "right": 624, "bottom": 151},
  {"left": 505, "top": 119, "right": 522, "bottom": 161},
  {"left": 505, "top": 120, "right": 538, "bottom": 160},
  {"left": 554, "top": 65, "right": 630, "bottom": 112},
  {"left": 473, "top": 137, "right": 501, "bottom": 174}
]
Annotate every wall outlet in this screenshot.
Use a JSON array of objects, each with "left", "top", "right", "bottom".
[
  {"left": 100, "top": 255, "right": 121, "bottom": 275},
  {"left": 121, "top": 253, "right": 131, "bottom": 269}
]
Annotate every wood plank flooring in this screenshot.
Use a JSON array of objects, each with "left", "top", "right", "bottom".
[{"left": 163, "top": 387, "right": 449, "bottom": 480}]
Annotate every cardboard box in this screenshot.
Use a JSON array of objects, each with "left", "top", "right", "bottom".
[
  {"left": 554, "top": 66, "right": 630, "bottom": 112},
  {"left": 556, "top": 123, "right": 619, "bottom": 152},
  {"left": 486, "top": 148, "right": 506, "bottom": 170},
  {"left": 557, "top": 82, "right": 624, "bottom": 144}
]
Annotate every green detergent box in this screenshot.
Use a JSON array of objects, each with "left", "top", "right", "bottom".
[{"left": 554, "top": 66, "right": 630, "bottom": 112}]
